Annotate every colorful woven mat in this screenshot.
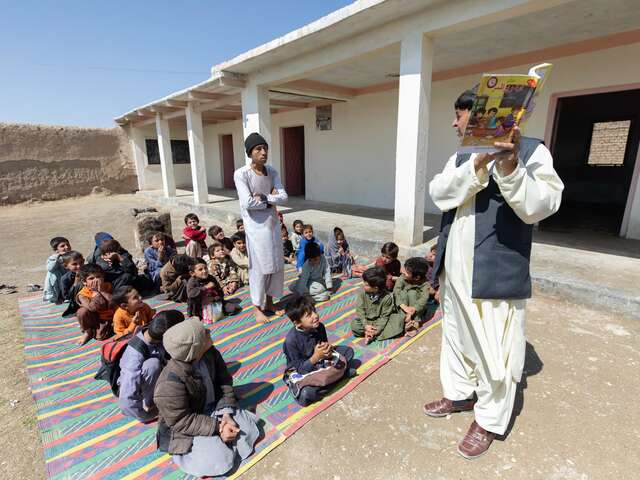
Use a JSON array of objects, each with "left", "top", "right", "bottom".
[{"left": 20, "top": 267, "right": 441, "bottom": 479}]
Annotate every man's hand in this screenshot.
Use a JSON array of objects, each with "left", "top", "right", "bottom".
[{"left": 493, "top": 127, "right": 520, "bottom": 176}]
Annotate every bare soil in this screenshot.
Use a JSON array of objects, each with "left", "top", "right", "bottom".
[{"left": 0, "top": 194, "right": 638, "bottom": 479}]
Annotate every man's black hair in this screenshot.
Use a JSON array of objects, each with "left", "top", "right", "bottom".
[
  {"left": 454, "top": 89, "right": 476, "bottom": 111},
  {"left": 285, "top": 294, "right": 316, "bottom": 323},
  {"left": 148, "top": 310, "right": 185, "bottom": 341},
  {"left": 362, "top": 266, "right": 388, "bottom": 291},
  {"left": 304, "top": 242, "right": 321, "bottom": 260},
  {"left": 404, "top": 257, "right": 429, "bottom": 280}
]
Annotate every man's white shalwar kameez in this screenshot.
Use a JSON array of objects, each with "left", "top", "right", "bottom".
[
  {"left": 234, "top": 165, "right": 288, "bottom": 309},
  {"left": 429, "top": 145, "right": 563, "bottom": 434}
]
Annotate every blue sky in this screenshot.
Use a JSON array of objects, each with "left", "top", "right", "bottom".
[{"left": 0, "top": 1, "right": 352, "bottom": 127}]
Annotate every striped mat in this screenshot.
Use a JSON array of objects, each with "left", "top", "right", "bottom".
[{"left": 20, "top": 267, "right": 442, "bottom": 479}]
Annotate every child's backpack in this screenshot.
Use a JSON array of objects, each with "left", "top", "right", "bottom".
[{"left": 94, "top": 331, "right": 155, "bottom": 397}]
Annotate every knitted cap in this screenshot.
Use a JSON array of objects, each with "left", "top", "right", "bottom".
[
  {"left": 244, "top": 132, "right": 268, "bottom": 156},
  {"left": 163, "top": 318, "right": 212, "bottom": 362}
]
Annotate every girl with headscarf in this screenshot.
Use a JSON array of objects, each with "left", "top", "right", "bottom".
[
  {"left": 325, "top": 227, "right": 354, "bottom": 278},
  {"left": 154, "top": 318, "right": 260, "bottom": 477}
]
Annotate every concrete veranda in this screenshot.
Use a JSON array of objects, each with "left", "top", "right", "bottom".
[{"left": 139, "top": 187, "right": 640, "bottom": 318}]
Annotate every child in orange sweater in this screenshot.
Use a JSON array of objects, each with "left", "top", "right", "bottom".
[
  {"left": 112, "top": 286, "right": 156, "bottom": 337},
  {"left": 76, "top": 264, "right": 115, "bottom": 345}
]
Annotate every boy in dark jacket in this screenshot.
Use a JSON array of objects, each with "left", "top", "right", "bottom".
[{"left": 282, "top": 295, "right": 354, "bottom": 406}]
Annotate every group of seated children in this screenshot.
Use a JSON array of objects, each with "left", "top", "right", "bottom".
[{"left": 350, "top": 242, "right": 439, "bottom": 343}]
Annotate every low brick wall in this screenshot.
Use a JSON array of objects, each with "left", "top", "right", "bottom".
[{"left": 0, "top": 122, "right": 138, "bottom": 204}]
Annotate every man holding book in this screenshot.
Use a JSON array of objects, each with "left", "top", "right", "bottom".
[{"left": 424, "top": 88, "right": 564, "bottom": 459}]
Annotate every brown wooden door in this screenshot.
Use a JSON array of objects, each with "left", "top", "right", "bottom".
[
  {"left": 282, "top": 126, "right": 305, "bottom": 196},
  {"left": 221, "top": 135, "right": 235, "bottom": 189}
]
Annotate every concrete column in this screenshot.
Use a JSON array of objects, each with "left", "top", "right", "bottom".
[
  {"left": 155, "top": 114, "right": 176, "bottom": 197},
  {"left": 392, "top": 32, "right": 433, "bottom": 247},
  {"left": 129, "top": 126, "right": 148, "bottom": 191},
  {"left": 185, "top": 103, "right": 209, "bottom": 205},
  {"left": 241, "top": 82, "right": 271, "bottom": 163}
]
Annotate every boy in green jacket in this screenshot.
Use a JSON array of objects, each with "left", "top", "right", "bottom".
[
  {"left": 351, "top": 266, "right": 405, "bottom": 343},
  {"left": 394, "top": 257, "right": 430, "bottom": 337}
]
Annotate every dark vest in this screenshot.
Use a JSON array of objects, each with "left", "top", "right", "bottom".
[{"left": 432, "top": 137, "right": 542, "bottom": 300}]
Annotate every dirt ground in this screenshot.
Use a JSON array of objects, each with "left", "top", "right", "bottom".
[{"left": 0, "top": 194, "right": 638, "bottom": 480}]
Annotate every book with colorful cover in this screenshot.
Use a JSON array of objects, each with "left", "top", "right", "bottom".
[{"left": 458, "top": 63, "right": 553, "bottom": 154}]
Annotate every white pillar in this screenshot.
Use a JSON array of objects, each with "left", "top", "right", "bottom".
[
  {"left": 155, "top": 114, "right": 176, "bottom": 197},
  {"left": 241, "top": 82, "right": 271, "bottom": 164},
  {"left": 129, "top": 126, "right": 148, "bottom": 191},
  {"left": 185, "top": 103, "right": 209, "bottom": 205},
  {"left": 393, "top": 32, "right": 433, "bottom": 247}
]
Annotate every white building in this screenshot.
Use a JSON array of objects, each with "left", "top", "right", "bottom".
[{"left": 116, "top": 0, "right": 640, "bottom": 244}]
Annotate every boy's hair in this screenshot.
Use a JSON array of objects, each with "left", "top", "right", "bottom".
[
  {"left": 455, "top": 89, "right": 476, "bottom": 111},
  {"left": 293, "top": 219, "right": 303, "bottom": 229},
  {"left": 61, "top": 250, "right": 84, "bottom": 265},
  {"left": 113, "top": 286, "right": 136, "bottom": 306},
  {"left": 304, "top": 242, "right": 321, "bottom": 260},
  {"left": 184, "top": 213, "right": 199, "bottom": 225},
  {"left": 362, "top": 266, "right": 388, "bottom": 291},
  {"left": 285, "top": 294, "right": 316, "bottom": 324},
  {"left": 78, "top": 263, "right": 104, "bottom": 282},
  {"left": 172, "top": 254, "right": 194, "bottom": 275},
  {"left": 430, "top": 244, "right": 437, "bottom": 252},
  {"left": 50, "top": 237, "right": 69, "bottom": 250},
  {"left": 231, "top": 231, "right": 246, "bottom": 244},
  {"left": 302, "top": 224, "right": 313, "bottom": 232},
  {"left": 208, "top": 241, "right": 225, "bottom": 257},
  {"left": 404, "top": 257, "right": 429, "bottom": 280},
  {"left": 208, "top": 225, "right": 223, "bottom": 238},
  {"left": 189, "top": 257, "right": 207, "bottom": 272},
  {"left": 475, "top": 107, "right": 486, "bottom": 115},
  {"left": 100, "top": 239, "right": 122, "bottom": 255},
  {"left": 148, "top": 310, "right": 185, "bottom": 341},
  {"left": 147, "top": 231, "right": 164, "bottom": 245},
  {"left": 281, "top": 224, "right": 288, "bottom": 233},
  {"left": 236, "top": 219, "right": 244, "bottom": 229},
  {"left": 381, "top": 242, "right": 399, "bottom": 259},
  {"left": 488, "top": 107, "right": 498, "bottom": 114}
]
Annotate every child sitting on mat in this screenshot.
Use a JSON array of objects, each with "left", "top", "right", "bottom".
[
  {"left": 182, "top": 213, "right": 207, "bottom": 258},
  {"left": 282, "top": 295, "right": 355, "bottom": 407},
  {"left": 296, "top": 224, "right": 324, "bottom": 271},
  {"left": 207, "top": 225, "right": 234, "bottom": 253},
  {"left": 59, "top": 251, "right": 84, "bottom": 302},
  {"left": 394, "top": 257, "right": 430, "bottom": 337},
  {"left": 351, "top": 266, "right": 405, "bottom": 344},
  {"left": 326, "top": 226, "right": 354, "bottom": 278},
  {"left": 290, "top": 219, "right": 304, "bottom": 253},
  {"left": 186, "top": 258, "right": 240, "bottom": 325},
  {"left": 230, "top": 231, "right": 249, "bottom": 285},
  {"left": 207, "top": 242, "right": 241, "bottom": 296},
  {"left": 282, "top": 225, "right": 296, "bottom": 264},
  {"left": 144, "top": 232, "right": 175, "bottom": 287},
  {"left": 425, "top": 244, "right": 440, "bottom": 304},
  {"left": 291, "top": 243, "right": 332, "bottom": 303},
  {"left": 44, "top": 236, "right": 72, "bottom": 303},
  {"left": 160, "top": 254, "right": 194, "bottom": 302},
  {"left": 118, "top": 310, "right": 185, "bottom": 423},
  {"left": 112, "top": 286, "right": 156, "bottom": 337},
  {"left": 374, "top": 242, "right": 402, "bottom": 290},
  {"left": 76, "top": 264, "right": 115, "bottom": 345}
]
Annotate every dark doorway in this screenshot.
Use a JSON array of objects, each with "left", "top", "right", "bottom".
[
  {"left": 282, "top": 126, "right": 305, "bottom": 196},
  {"left": 220, "top": 134, "right": 235, "bottom": 189},
  {"left": 541, "top": 89, "right": 640, "bottom": 235}
]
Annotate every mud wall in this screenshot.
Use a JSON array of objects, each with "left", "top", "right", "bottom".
[{"left": 0, "top": 123, "right": 138, "bottom": 204}]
